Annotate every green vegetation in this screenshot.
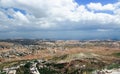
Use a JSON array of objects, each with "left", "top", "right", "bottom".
[
  {"left": 52, "top": 54, "right": 68, "bottom": 61},
  {"left": 0, "top": 60, "right": 29, "bottom": 70},
  {"left": 0, "top": 61, "right": 18, "bottom": 70},
  {"left": 16, "top": 62, "right": 31, "bottom": 74},
  {"left": 107, "top": 63, "right": 120, "bottom": 70},
  {"left": 0, "top": 72, "right": 6, "bottom": 74},
  {"left": 52, "top": 63, "right": 65, "bottom": 69},
  {"left": 113, "top": 52, "right": 120, "bottom": 57},
  {"left": 0, "top": 70, "right": 6, "bottom": 74},
  {"left": 24, "top": 62, "right": 31, "bottom": 68},
  {"left": 38, "top": 67, "right": 60, "bottom": 74},
  {"left": 16, "top": 66, "right": 30, "bottom": 74}
]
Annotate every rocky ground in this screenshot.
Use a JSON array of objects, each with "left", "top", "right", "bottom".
[{"left": 0, "top": 39, "right": 120, "bottom": 74}]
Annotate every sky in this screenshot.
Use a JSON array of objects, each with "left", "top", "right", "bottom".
[{"left": 0, "top": 0, "right": 120, "bottom": 40}]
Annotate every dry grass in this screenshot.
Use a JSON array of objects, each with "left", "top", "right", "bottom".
[{"left": 1, "top": 46, "right": 120, "bottom": 63}]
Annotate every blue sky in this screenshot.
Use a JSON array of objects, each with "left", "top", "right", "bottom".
[
  {"left": 0, "top": 0, "right": 120, "bottom": 40},
  {"left": 75, "top": 0, "right": 118, "bottom": 5}
]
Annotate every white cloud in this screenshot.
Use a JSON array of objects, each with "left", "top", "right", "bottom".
[
  {"left": 13, "top": 11, "right": 29, "bottom": 24},
  {"left": 0, "top": 0, "right": 120, "bottom": 32},
  {"left": 87, "top": 2, "right": 115, "bottom": 11}
]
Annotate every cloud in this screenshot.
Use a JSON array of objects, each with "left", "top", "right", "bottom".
[
  {"left": 87, "top": 3, "right": 115, "bottom": 11},
  {"left": 13, "top": 11, "right": 29, "bottom": 24},
  {"left": 0, "top": 0, "right": 120, "bottom": 33}
]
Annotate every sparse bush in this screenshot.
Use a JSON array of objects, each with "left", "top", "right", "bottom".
[
  {"left": 113, "top": 52, "right": 120, "bottom": 57},
  {"left": 107, "top": 63, "right": 120, "bottom": 69}
]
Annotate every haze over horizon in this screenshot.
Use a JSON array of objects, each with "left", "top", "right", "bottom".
[{"left": 0, "top": 0, "right": 120, "bottom": 40}]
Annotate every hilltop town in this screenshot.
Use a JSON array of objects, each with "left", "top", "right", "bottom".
[{"left": 0, "top": 39, "right": 120, "bottom": 74}]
